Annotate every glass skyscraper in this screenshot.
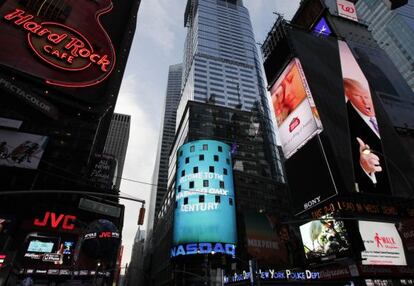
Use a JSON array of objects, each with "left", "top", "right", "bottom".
[{"left": 356, "top": 0, "right": 414, "bottom": 91}]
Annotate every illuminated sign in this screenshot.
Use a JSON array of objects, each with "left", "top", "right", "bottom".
[
  {"left": 337, "top": 0, "right": 358, "bottom": 22},
  {"left": 0, "top": 254, "right": 6, "bottom": 268},
  {"left": 83, "top": 231, "right": 120, "bottom": 240},
  {"left": 0, "top": 4, "right": 115, "bottom": 88},
  {"left": 33, "top": 212, "right": 76, "bottom": 231},
  {"left": 171, "top": 242, "right": 236, "bottom": 257},
  {"left": 224, "top": 269, "right": 321, "bottom": 284},
  {"left": 359, "top": 221, "right": 407, "bottom": 266},
  {"left": 42, "top": 253, "right": 62, "bottom": 263},
  {"left": 313, "top": 17, "right": 332, "bottom": 36},
  {"left": 172, "top": 140, "right": 237, "bottom": 256},
  {"left": 270, "top": 58, "right": 323, "bottom": 159}
]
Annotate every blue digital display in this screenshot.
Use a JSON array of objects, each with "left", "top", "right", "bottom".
[
  {"left": 313, "top": 17, "right": 332, "bottom": 36},
  {"left": 172, "top": 140, "right": 237, "bottom": 256}
]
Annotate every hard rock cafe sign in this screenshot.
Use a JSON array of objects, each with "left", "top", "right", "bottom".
[{"left": 0, "top": 1, "right": 116, "bottom": 88}]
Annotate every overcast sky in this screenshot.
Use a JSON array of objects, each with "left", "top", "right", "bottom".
[{"left": 114, "top": 0, "right": 301, "bottom": 267}]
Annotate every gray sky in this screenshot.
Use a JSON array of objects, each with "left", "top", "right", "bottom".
[{"left": 114, "top": 0, "right": 301, "bottom": 267}]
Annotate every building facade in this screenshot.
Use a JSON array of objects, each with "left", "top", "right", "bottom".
[
  {"left": 355, "top": 0, "right": 414, "bottom": 92},
  {"left": 104, "top": 113, "right": 131, "bottom": 190}
]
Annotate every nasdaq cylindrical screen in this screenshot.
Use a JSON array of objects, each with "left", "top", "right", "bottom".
[{"left": 171, "top": 140, "right": 237, "bottom": 257}]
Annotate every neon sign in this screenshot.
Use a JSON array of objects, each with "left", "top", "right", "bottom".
[
  {"left": 33, "top": 212, "right": 76, "bottom": 231},
  {"left": 224, "top": 269, "right": 321, "bottom": 284},
  {"left": 171, "top": 242, "right": 236, "bottom": 257}
]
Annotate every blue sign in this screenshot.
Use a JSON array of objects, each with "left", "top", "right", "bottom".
[
  {"left": 313, "top": 17, "right": 332, "bottom": 36},
  {"left": 172, "top": 140, "right": 237, "bottom": 256}
]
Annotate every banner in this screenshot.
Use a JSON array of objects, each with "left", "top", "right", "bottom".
[{"left": 337, "top": 0, "right": 358, "bottom": 22}]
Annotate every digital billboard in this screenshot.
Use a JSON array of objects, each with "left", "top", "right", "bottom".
[
  {"left": 0, "top": 129, "right": 48, "bottom": 169},
  {"left": 270, "top": 58, "right": 323, "bottom": 159},
  {"left": 300, "top": 217, "right": 350, "bottom": 261},
  {"left": 359, "top": 221, "right": 407, "bottom": 266},
  {"left": 336, "top": 0, "right": 358, "bottom": 22},
  {"left": 171, "top": 140, "right": 237, "bottom": 257},
  {"left": 338, "top": 40, "right": 391, "bottom": 195},
  {"left": 313, "top": 17, "right": 332, "bottom": 36}
]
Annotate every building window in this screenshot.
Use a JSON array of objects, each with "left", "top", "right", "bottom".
[
  {"left": 184, "top": 198, "right": 188, "bottom": 205},
  {"left": 220, "top": 181, "right": 225, "bottom": 188},
  {"left": 193, "top": 166, "right": 199, "bottom": 173},
  {"left": 203, "top": 144, "right": 208, "bottom": 150},
  {"left": 190, "top": 146, "right": 195, "bottom": 152},
  {"left": 199, "top": 195, "right": 205, "bottom": 203},
  {"left": 181, "top": 170, "right": 185, "bottom": 177},
  {"left": 226, "top": 158, "right": 230, "bottom": 164},
  {"left": 229, "top": 198, "right": 233, "bottom": 206},
  {"left": 199, "top": 154, "right": 204, "bottom": 161},
  {"left": 223, "top": 168, "right": 228, "bottom": 175},
  {"left": 179, "top": 150, "right": 183, "bottom": 157},
  {"left": 175, "top": 201, "right": 178, "bottom": 208},
  {"left": 203, "top": 180, "right": 209, "bottom": 187},
  {"left": 218, "top": 146, "right": 223, "bottom": 152},
  {"left": 178, "top": 185, "right": 181, "bottom": 192},
  {"left": 185, "top": 157, "right": 189, "bottom": 164},
  {"left": 209, "top": 166, "right": 215, "bottom": 173},
  {"left": 215, "top": 196, "right": 221, "bottom": 203},
  {"left": 214, "top": 155, "right": 219, "bottom": 162},
  {"left": 189, "top": 181, "right": 194, "bottom": 188}
]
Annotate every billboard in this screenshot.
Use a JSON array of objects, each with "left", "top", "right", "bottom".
[
  {"left": 313, "top": 17, "right": 332, "bottom": 36},
  {"left": 171, "top": 140, "right": 237, "bottom": 257},
  {"left": 0, "top": 2, "right": 115, "bottom": 87},
  {"left": 300, "top": 217, "right": 350, "bottom": 261},
  {"left": 0, "top": 129, "right": 48, "bottom": 169},
  {"left": 336, "top": 0, "right": 358, "bottom": 22},
  {"left": 338, "top": 40, "right": 391, "bottom": 195},
  {"left": 359, "top": 221, "right": 407, "bottom": 266},
  {"left": 270, "top": 58, "right": 323, "bottom": 159},
  {"left": 89, "top": 154, "right": 118, "bottom": 190}
]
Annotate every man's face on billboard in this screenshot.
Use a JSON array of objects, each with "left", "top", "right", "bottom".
[{"left": 345, "top": 79, "right": 375, "bottom": 117}]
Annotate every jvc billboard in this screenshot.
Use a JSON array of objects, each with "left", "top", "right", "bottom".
[{"left": 171, "top": 140, "right": 237, "bottom": 257}]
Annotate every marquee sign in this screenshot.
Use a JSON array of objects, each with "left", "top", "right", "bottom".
[{"left": 0, "top": 1, "right": 116, "bottom": 88}]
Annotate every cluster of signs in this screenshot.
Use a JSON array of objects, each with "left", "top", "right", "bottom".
[{"left": 20, "top": 268, "right": 111, "bottom": 277}]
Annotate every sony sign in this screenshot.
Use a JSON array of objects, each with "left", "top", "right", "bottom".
[
  {"left": 304, "top": 196, "right": 321, "bottom": 210},
  {"left": 171, "top": 242, "right": 236, "bottom": 258}
]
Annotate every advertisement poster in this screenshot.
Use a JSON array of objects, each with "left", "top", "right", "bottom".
[
  {"left": 89, "top": 154, "right": 118, "bottom": 190},
  {"left": 243, "top": 210, "right": 289, "bottom": 267},
  {"left": 338, "top": 40, "right": 391, "bottom": 195},
  {"left": 172, "top": 140, "right": 237, "bottom": 257},
  {"left": 270, "top": 58, "right": 323, "bottom": 159},
  {"left": 337, "top": 0, "right": 358, "bottom": 22},
  {"left": 0, "top": 129, "right": 48, "bottom": 169},
  {"left": 359, "top": 221, "right": 407, "bottom": 266},
  {"left": 300, "top": 217, "right": 350, "bottom": 261}
]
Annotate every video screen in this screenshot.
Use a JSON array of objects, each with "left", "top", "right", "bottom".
[
  {"left": 300, "top": 217, "right": 350, "bottom": 260},
  {"left": 27, "top": 240, "right": 54, "bottom": 253}
]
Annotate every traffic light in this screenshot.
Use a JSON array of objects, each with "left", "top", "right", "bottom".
[{"left": 138, "top": 206, "right": 145, "bottom": 225}]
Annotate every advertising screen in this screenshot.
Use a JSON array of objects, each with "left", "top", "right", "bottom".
[
  {"left": 338, "top": 40, "right": 391, "bottom": 195},
  {"left": 300, "top": 217, "right": 350, "bottom": 261},
  {"left": 270, "top": 58, "right": 323, "bottom": 159},
  {"left": 336, "top": 0, "right": 358, "bottom": 22},
  {"left": 359, "top": 221, "right": 407, "bottom": 266},
  {"left": 27, "top": 240, "right": 54, "bottom": 253},
  {"left": 313, "top": 17, "right": 332, "bottom": 36},
  {"left": 172, "top": 140, "right": 237, "bottom": 257},
  {"left": 0, "top": 129, "right": 48, "bottom": 169}
]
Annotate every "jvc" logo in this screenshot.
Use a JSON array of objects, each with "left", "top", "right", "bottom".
[{"left": 33, "top": 212, "right": 76, "bottom": 230}]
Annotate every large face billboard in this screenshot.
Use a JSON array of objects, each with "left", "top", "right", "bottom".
[
  {"left": 359, "top": 221, "right": 407, "bottom": 266},
  {"left": 338, "top": 40, "right": 391, "bottom": 195},
  {"left": 171, "top": 140, "right": 237, "bottom": 257},
  {"left": 0, "top": 1, "right": 115, "bottom": 87},
  {"left": 300, "top": 217, "right": 350, "bottom": 261},
  {"left": 270, "top": 58, "right": 323, "bottom": 159},
  {"left": 0, "top": 129, "right": 48, "bottom": 169}
]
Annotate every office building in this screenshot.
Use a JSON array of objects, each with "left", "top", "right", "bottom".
[
  {"left": 0, "top": 0, "right": 141, "bottom": 284},
  {"left": 355, "top": 0, "right": 414, "bottom": 92},
  {"left": 104, "top": 113, "right": 131, "bottom": 190}
]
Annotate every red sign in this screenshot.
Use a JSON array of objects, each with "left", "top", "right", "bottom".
[
  {"left": 0, "top": 1, "right": 115, "bottom": 88},
  {"left": 0, "top": 254, "right": 6, "bottom": 268},
  {"left": 33, "top": 212, "right": 76, "bottom": 231}
]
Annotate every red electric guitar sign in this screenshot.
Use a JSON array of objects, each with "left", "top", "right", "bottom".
[{"left": 0, "top": 0, "right": 116, "bottom": 87}]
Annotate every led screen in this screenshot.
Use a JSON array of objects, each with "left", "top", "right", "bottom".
[
  {"left": 338, "top": 40, "right": 391, "bottom": 195},
  {"left": 0, "top": 129, "right": 48, "bottom": 169},
  {"left": 359, "top": 221, "right": 407, "bottom": 266},
  {"left": 172, "top": 140, "right": 237, "bottom": 257},
  {"left": 27, "top": 240, "right": 54, "bottom": 253},
  {"left": 300, "top": 217, "right": 350, "bottom": 260},
  {"left": 270, "top": 58, "right": 323, "bottom": 159},
  {"left": 313, "top": 17, "right": 332, "bottom": 36}
]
